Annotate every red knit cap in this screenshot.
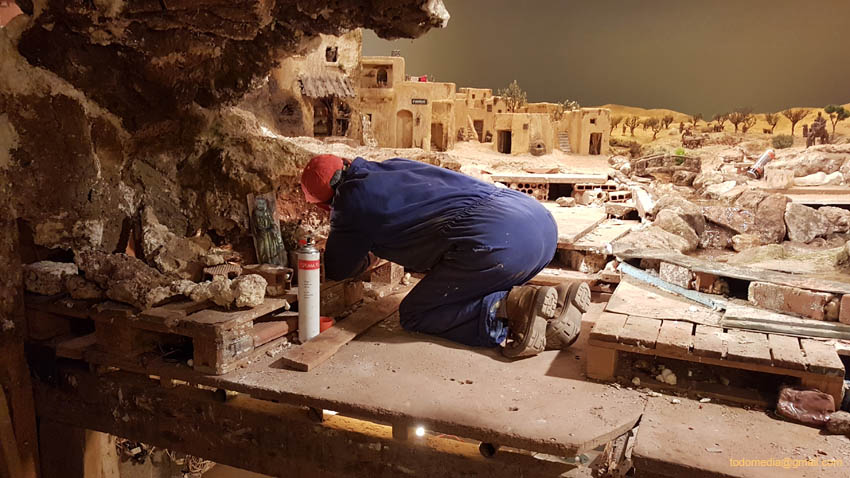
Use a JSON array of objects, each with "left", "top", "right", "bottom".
[{"left": 301, "top": 154, "right": 345, "bottom": 205}]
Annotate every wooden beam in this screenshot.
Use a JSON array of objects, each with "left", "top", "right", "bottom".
[
  {"left": 0, "top": 388, "right": 22, "bottom": 478},
  {"left": 33, "top": 366, "right": 577, "bottom": 478},
  {"left": 277, "top": 286, "right": 410, "bottom": 371}
]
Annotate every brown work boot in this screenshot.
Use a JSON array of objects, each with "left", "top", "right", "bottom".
[
  {"left": 545, "top": 281, "right": 591, "bottom": 350},
  {"left": 502, "top": 285, "right": 558, "bottom": 358}
]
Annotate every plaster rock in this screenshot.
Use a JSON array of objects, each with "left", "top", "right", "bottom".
[
  {"left": 612, "top": 225, "right": 695, "bottom": 255},
  {"left": 703, "top": 206, "right": 756, "bottom": 235},
  {"left": 731, "top": 234, "right": 763, "bottom": 252},
  {"left": 141, "top": 208, "right": 210, "bottom": 281},
  {"left": 699, "top": 223, "right": 734, "bottom": 250},
  {"left": 818, "top": 206, "right": 850, "bottom": 233},
  {"left": 785, "top": 203, "right": 832, "bottom": 243},
  {"left": 23, "top": 261, "right": 78, "bottom": 295},
  {"left": 692, "top": 171, "right": 724, "bottom": 190},
  {"left": 64, "top": 275, "right": 105, "bottom": 300},
  {"left": 703, "top": 180, "right": 739, "bottom": 199},
  {"left": 826, "top": 411, "right": 850, "bottom": 436},
  {"left": 655, "top": 209, "right": 699, "bottom": 252},
  {"left": 651, "top": 195, "right": 705, "bottom": 235},
  {"left": 735, "top": 189, "right": 768, "bottom": 211},
  {"left": 74, "top": 250, "right": 177, "bottom": 309},
  {"left": 794, "top": 171, "right": 844, "bottom": 187},
  {"left": 556, "top": 196, "right": 576, "bottom": 207},
  {"left": 671, "top": 171, "right": 696, "bottom": 186},
  {"left": 232, "top": 274, "right": 268, "bottom": 308},
  {"left": 755, "top": 194, "right": 791, "bottom": 244}
]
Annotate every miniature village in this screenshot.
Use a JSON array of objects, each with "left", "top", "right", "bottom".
[{"left": 1, "top": 1, "right": 849, "bottom": 478}]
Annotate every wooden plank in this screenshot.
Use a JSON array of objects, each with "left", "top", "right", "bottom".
[
  {"left": 618, "top": 316, "right": 661, "bottom": 349},
  {"left": 767, "top": 334, "right": 806, "bottom": 371},
  {"left": 606, "top": 279, "right": 720, "bottom": 325},
  {"left": 186, "top": 298, "right": 291, "bottom": 327},
  {"left": 801, "top": 339, "right": 845, "bottom": 377},
  {"left": 277, "top": 288, "right": 408, "bottom": 371},
  {"left": 0, "top": 388, "right": 23, "bottom": 478},
  {"left": 691, "top": 325, "right": 726, "bottom": 359},
  {"left": 655, "top": 321, "right": 693, "bottom": 358},
  {"left": 723, "top": 303, "right": 850, "bottom": 340},
  {"left": 564, "top": 220, "right": 639, "bottom": 253},
  {"left": 725, "top": 329, "right": 772, "bottom": 366},
  {"left": 542, "top": 203, "right": 607, "bottom": 246},
  {"left": 586, "top": 346, "right": 618, "bottom": 380},
  {"left": 55, "top": 333, "right": 98, "bottom": 360},
  {"left": 490, "top": 173, "right": 608, "bottom": 184},
  {"left": 614, "top": 248, "right": 850, "bottom": 296},
  {"left": 589, "top": 312, "right": 627, "bottom": 343}
]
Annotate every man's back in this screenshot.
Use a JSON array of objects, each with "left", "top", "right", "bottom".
[{"left": 327, "top": 157, "right": 498, "bottom": 275}]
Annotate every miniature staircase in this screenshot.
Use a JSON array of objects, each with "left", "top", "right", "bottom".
[{"left": 558, "top": 132, "right": 572, "bottom": 153}]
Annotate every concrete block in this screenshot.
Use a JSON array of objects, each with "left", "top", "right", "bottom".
[
  {"left": 748, "top": 282, "right": 835, "bottom": 321},
  {"left": 659, "top": 262, "right": 691, "bottom": 289},
  {"left": 371, "top": 261, "right": 404, "bottom": 284}
]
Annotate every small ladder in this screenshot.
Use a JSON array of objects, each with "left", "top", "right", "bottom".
[{"left": 558, "top": 132, "right": 571, "bottom": 153}]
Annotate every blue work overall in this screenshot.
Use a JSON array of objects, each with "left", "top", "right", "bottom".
[{"left": 324, "top": 158, "right": 557, "bottom": 347}]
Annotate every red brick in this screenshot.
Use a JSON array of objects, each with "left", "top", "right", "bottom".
[
  {"left": 748, "top": 282, "right": 835, "bottom": 321},
  {"left": 371, "top": 261, "right": 404, "bottom": 284},
  {"left": 839, "top": 294, "right": 850, "bottom": 325}
]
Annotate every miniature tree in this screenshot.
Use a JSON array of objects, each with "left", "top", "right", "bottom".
[
  {"left": 824, "top": 104, "right": 850, "bottom": 139},
  {"left": 624, "top": 116, "right": 640, "bottom": 136},
  {"left": 661, "top": 114, "right": 674, "bottom": 129},
  {"left": 728, "top": 108, "right": 754, "bottom": 133},
  {"left": 690, "top": 113, "right": 703, "bottom": 129},
  {"left": 496, "top": 80, "right": 527, "bottom": 113},
  {"left": 610, "top": 115, "right": 624, "bottom": 133},
  {"left": 712, "top": 113, "right": 728, "bottom": 131},
  {"left": 551, "top": 99, "right": 581, "bottom": 121},
  {"left": 782, "top": 108, "right": 809, "bottom": 136},
  {"left": 645, "top": 117, "right": 663, "bottom": 140},
  {"left": 763, "top": 112, "right": 780, "bottom": 134},
  {"left": 741, "top": 115, "right": 757, "bottom": 133}
]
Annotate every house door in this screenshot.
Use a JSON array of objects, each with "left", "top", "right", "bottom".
[
  {"left": 473, "top": 120, "right": 484, "bottom": 142},
  {"left": 497, "top": 130, "right": 512, "bottom": 154},
  {"left": 312, "top": 98, "right": 333, "bottom": 137},
  {"left": 396, "top": 110, "right": 413, "bottom": 148},
  {"left": 589, "top": 132, "right": 602, "bottom": 155},
  {"left": 431, "top": 123, "right": 446, "bottom": 151}
]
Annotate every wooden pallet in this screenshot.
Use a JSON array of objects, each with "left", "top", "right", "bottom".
[
  {"left": 28, "top": 294, "right": 297, "bottom": 375},
  {"left": 587, "top": 312, "right": 846, "bottom": 406}
]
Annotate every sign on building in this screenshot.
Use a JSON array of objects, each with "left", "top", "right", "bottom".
[{"left": 411, "top": 98, "right": 428, "bottom": 105}]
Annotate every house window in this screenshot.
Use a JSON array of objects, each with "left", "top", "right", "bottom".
[
  {"left": 472, "top": 94, "right": 476, "bottom": 99},
  {"left": 325, "top": 47, "right": 338, "bottom": 62},
  {"left": 590, "top": 118, "right": 596, "bottom": 125},
  {"left": 487, "top": 105, "right": 492, "bottom": 112},
  {"left": 523, "top": 124, "right": 529, "bottom": 130},
  {"left": 367, "top": 113, "right": 372, "bottom": 122},
  {"left": 376, "top": 68, "right": 388, "bottom": 87}
]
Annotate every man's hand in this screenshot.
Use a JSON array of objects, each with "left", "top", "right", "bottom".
[{"left": 355, "top": 252, "right": 380, "bottom": 281}]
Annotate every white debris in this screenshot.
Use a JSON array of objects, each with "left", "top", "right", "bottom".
[
  {"left": 699, "top": 398, "right": 712, "bottom": 403},
  {"left": 631, "top": 377, "right": 641, "bottom": 387},
  {"left": 671, "top": 398, "right": 681, "bottom": 404},
  {"left": 655, "top": 368, "right": 677, "bottom": 385}
]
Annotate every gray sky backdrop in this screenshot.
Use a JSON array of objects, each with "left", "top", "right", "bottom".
[{"left": 363, "top": 0, "right": 850, "bottom": 117}]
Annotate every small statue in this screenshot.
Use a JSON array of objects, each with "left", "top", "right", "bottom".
[
  {"left": 807, "top": 112, "right": 829, "bottom": 148},
  {"left": 251, "top": 196, "right": 286, "bottom": 266}
]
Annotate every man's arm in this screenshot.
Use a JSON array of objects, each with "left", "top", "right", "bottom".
[{"left": 323, "top": 218, "right": 373, "bottom": 281}]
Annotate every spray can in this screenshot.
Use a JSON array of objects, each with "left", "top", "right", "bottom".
[
  {"left": 746, "top": 149, "right": 776, "bottom": 179},
  {"left": 297, "top": 237, "right": 320, "bottom": 343}
]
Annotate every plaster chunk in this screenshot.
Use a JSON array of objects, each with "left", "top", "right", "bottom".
[{"left": 23, "top": 261, "right": 78, "bottom": 295}]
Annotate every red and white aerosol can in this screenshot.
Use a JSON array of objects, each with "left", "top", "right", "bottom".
[
  {"left": 746, "top": 149, "right": 775, "bottom": 179},
  {"left": 297, "top": 237, "right": 320, "bottom": 342}
]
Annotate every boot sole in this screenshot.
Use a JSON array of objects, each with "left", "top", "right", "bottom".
[
  {"left": 570, "top": 282, "right": 591, "bottom": 314},
  {"left": 538, "top": 286, "right": 558, "bottom": 319},
  {"left": 502, "top": 286, "right": 556, "bottom": 359},
  {"left": 545, "top": 282, "right": 590, "bottom": 350}
]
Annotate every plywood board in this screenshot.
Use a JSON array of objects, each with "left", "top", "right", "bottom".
[
  {"left": 634, "top": 396, "right": 850, "bottom": 478},
  {"left": 606, "top": 279, "right": 721, "bottom": 325},
  {"left": 542, "top": 203, "right": 607, "bottom": 246}
]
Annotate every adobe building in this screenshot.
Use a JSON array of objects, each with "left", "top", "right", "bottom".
[
  {"left": 240, "top": 30, "right": 362, "bottom": 139},
  {"left": 357, "top": 56, "right": 457, "bottom": 151},
  {"left": 560, "top": 107, "right": 611, "bottom": 155}
]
